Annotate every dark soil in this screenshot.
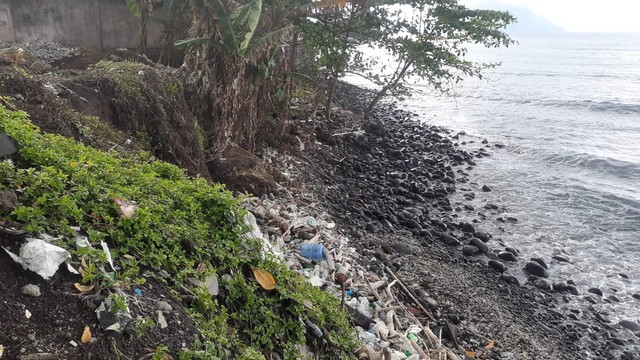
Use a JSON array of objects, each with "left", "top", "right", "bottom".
[{"left": 0, "top": 230, "right": 200, "bottom": 360}]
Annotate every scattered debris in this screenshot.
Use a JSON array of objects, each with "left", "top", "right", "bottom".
[
  {"left": 80, "top": 326, "right": 91, "bottom": 344},
  {"left": 3, "top": 237, "right": 71, "bottom": 279},
  {"left": 156, "top": 310, "right": 168, "bottom": 329},
  {"left": 20, "top": 284, "right": 41, "bottom": 297}
]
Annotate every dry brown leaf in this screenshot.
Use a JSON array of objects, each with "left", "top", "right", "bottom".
[
  {"left": 196, "top": 262, "right": 207, "bottom": 274},
  {"left": 251, "top": 266, "right": 276, "bottom": 290},
  {"left": 81, "top": 325, "right": 91, "bottom": 344},
  {"left": 485, "top": 340, "right": 495, "bottom": 350},
  {"left": 464, "top": 349, "right": 476, "bottom": 358},
  {"left": 74, "top": 283, "right": 95, "bottom": 293}
]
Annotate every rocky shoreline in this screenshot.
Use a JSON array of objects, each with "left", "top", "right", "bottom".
[{"left": 278, "top": 82, "right": 638, "bottom": 359}]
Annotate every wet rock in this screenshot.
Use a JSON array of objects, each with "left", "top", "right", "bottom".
[
  {"left": 488, "top": 260, "right": 506, "bottom": 273},
  {"left": 505, "top": 247, "right": 519, "bottom": 255},
  {"left": 440, "top": 233, "right": 460, "bottom": 246},
  {"left": 498, "top": 251, "right": 517, "bottom": 262},
  {"left": 618, "top": 273, "right": 629, "bottom": 279},
  {"left": 461, "top": 222, "right": 475, "bottom": 233},
  {"left": 619, "top": 320, "right": 640, "bottom": 332},
  {"left": 462, "top": 245, "right": 479, "bottom": 256},
  {"left": 530, "top": 257, "right": 548, "bottom": 269},
  {"left": 633, "top": 293, "right": 640, "bottom": 301},
  {"left": 567, "top": 284, "right": 579, "bottom": 295},
  {"left": 0, "top": 190, "right": 18, "bottom": 214},
  {"left": 474, "top": 232, "right": 491, "bottom": 242},
  {"left": 552, "top": 282, "right": 568, "bottom": 292},
  {"left": 534, "top": 278, "right": 552, "bottom": 290},
  {"left": 365, "top": 223, "right": 378, "bottom": 233},
  {"left": 500, "top": 273, "right": 520, "bottom": 286},
  {"left": 552, "top": 255, "right": 571, "bottom": 263},
  {"left": 469, "top": 237, "right": 489, "bottom": 254},
  {"left": 524, "top": 261, "right": 549, "bottom": 278},
  {"left": 21, "top": 284, "right": 41, "bottom": 297},
  {"left": 606, "top": 295, "right": 620, "bottom": 303},
  {"left": 481, "top": 185, "right": 492, "bottom": 192},
  {"left": 584, "top": 296, "right": 596, "bottom": 304},
  {"left": 588, "top": 287, "right": 603, "bottom": 296}
]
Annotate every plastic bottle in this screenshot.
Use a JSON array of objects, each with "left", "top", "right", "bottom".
[{"left": 299, "top": 242, "right": 325, "bottom": 260}]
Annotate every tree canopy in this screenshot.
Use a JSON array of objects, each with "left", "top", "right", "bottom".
[{"left": 128, "top": 0, "right": 515, "bottom": 151}]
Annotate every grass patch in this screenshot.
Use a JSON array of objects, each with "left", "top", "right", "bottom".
[{"left": 0, "top": 104, "right": 357, "bottom": 359}]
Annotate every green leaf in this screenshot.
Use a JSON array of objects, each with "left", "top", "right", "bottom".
[
  {"left": 244, "top": 25, "right": 295, "bottom": 56},
  {"left": 174, "top": 37, "right": 210, "bottom": 50},
  {"left": 125, "top": 0, "right": 141, "bottom": 17},
  {"left": 208, "top": 0, "right": 239, "bottom": 53},
  {"left": 239, "top": 0, "right": 263, "bottom": 52}
]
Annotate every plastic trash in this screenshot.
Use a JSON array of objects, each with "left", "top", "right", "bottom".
[
  {"left": 134, "top": 289, "right": 143, "bottom": 296},
  {"left": 3, "top": 238, "right": 71, "bottom": 279},
  {"left": 305, "top": 320, "right": 323, "bottom": 337},
  {"left": 299, "top": 242, "right": 325, "bottom": 260}
]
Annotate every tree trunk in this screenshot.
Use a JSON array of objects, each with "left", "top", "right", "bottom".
[
  {"left": 137, "top": 0, "right": 150, "bottom": 55},
  {"left": 324, "top": 75, "right": 337, "bottom": 120},
  {"left": 363, "top": 60, "right": 413, "bottom": 121},
  {"left": 278, "top": 31, "right": 299, "bottom": 135},
  {"left": 183, "top": 3, "right": 263, "bottom": 155}
]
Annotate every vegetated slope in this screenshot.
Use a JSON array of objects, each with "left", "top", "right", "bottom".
[{"left": 0, "top": 104, "right": 356, "bottom": 359}]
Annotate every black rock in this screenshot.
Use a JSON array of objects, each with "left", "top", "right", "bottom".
[
  {"left": 534, "top": 278, "right": 552, "bottom": 290},
  {"left": 607, "top": 295, "right": 620, "bottom": 303},
  {"left": 524, "top": 261, "right": 549, "bottom": 278},
  {"left": 488, "top": 260, "right": 506, "bottom": 273},
  {"left": 500, "top": 273, "right": 520, "bottom": 286},
  {"left": 390, "top": 243, "right": 414, "bottom": 254},
  {"left": 633, "top": 293, "right": 640, "bottom": 301},
  {"left": 498, "top": 251, "right": 517, "bottom": 262},
  {"left": 469, "top": 237, "right": 489, "bottom": 254},
  {"left": 440, "top": 233, "right": 461, "bottom": 246},
  {"left": 588, "top": 287, "right": 603, "bottom": 296},
  {"left": 474, "top": 231, "right": 491, "bottom": 242},
  {"left": 481, "top": 185, "right": 492, "bottom": 192},
  {"left": 365, "top": 223, "right": 378, "bottom": 233},
  {"left": 619, "top": 320, "right": 640, "bottom": 332},
  {"left": 584, "top": 296, "right": 597, "bottom": 304},
  {"left": 552, "top": 255, "right": 572, "bottom": 263},
  {"left": 461, "top": 222, "right": 476, "bottom": 233},
  {"left": 462, "top": 245, "right": 479, "bottom": 256},
  {"left": 567, "top": 284, "right": 579, "bottom": 295},
  {"left": 530, "top": 257, "right": 548, "bottom": 269},
  {"left": 404, "top": 218, "right": 422, "bottom": 230},
  {"left": 552, "top": 282, "right": 568, "bottom": 292},
  {"left": 505, "top": 247, "right": 519, "bottom": 255},
  {"left": 619, "top": 273, "right": 629, "bottom": 279}
]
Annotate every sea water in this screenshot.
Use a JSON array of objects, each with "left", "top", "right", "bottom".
[{"left": 348, "top": 32, "right": 640, "bottom": 322}]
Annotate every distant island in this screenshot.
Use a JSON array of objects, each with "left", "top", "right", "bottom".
[{"left": 472, "top": 2, "right": 566, "bottom": 34}]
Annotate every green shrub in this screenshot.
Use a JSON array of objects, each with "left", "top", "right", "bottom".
[{"left": 0, "top": 104, "right": 357, "bottom": 359}]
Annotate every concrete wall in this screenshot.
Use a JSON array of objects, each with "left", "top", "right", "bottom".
[{"left": 0, "top": 0, "right": 163, "bottom": 49}]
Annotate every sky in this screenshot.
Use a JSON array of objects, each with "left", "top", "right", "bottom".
[{"left": 461, "top": 0, "right": 640, "bottom": 32}]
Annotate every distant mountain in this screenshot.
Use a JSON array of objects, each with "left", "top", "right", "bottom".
[{"left": 471, "top": 2, "right": 566, "bottom": 34}]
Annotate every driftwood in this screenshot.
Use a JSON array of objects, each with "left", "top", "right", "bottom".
[{"left": 384, "top": 266, "right": 436, "bottom": 322}]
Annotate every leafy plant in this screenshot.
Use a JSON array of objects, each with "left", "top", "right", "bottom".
[{"left": 0, "top": 104, "right": 358, "bottom": 358}]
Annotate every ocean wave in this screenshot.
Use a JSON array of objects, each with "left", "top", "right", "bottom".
[
  {"left": 462, "top": 95, "right": 640, "bottom": 115},
  {"left": 543, "top": 152, "right": 640, "bottom": 179}
]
